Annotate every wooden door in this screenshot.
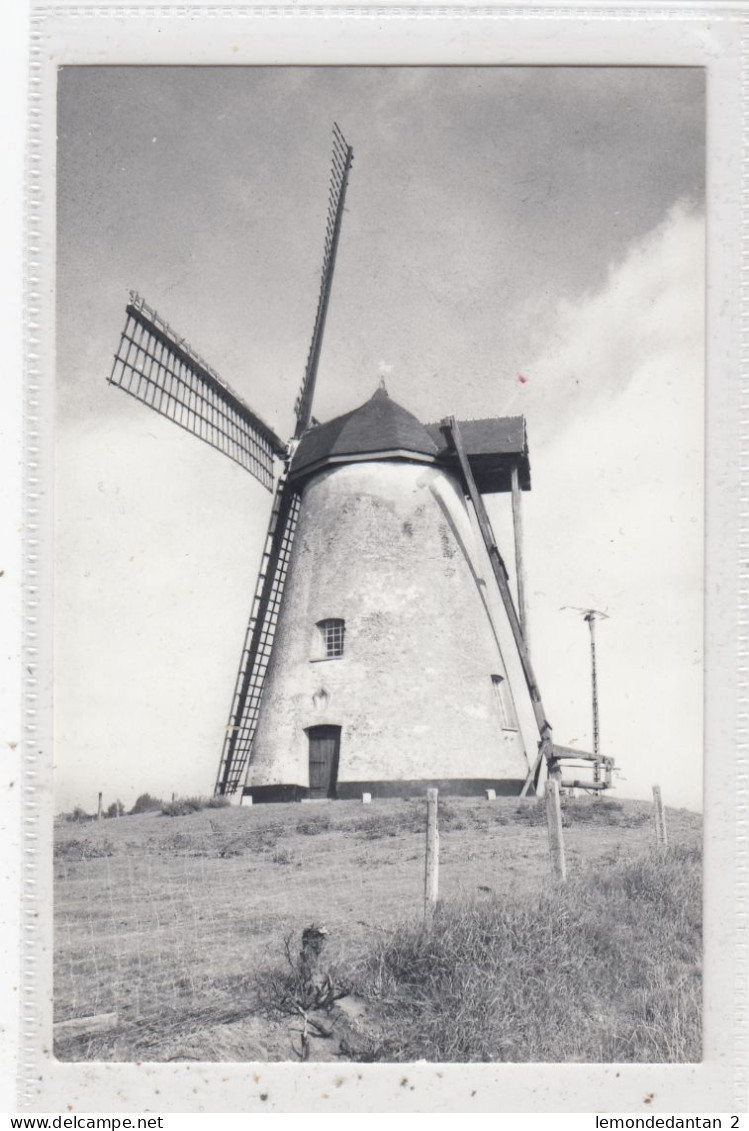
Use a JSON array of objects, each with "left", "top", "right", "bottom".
[{"left": 307, "top": 725, "right": 341, "bottom": 799}]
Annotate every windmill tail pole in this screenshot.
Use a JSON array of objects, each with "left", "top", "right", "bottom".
[
  {"left": 442, "top": 417, "right": 550, "bottom": 736},
  {"left": 442, "top": 417, "right": 555, "bottom": 800}
]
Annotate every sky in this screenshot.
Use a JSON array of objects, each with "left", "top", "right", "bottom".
[{"left": 54, "top": 65, "right": 705, "bottom": 812}]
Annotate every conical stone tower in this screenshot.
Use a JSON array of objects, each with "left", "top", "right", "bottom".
[{"left": 247, "top": 387, "right": 533, "bottom": 802}]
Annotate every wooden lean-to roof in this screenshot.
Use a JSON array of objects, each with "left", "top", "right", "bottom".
[{"left": 425, "top": 416, "right": 531, "bottom": 493}]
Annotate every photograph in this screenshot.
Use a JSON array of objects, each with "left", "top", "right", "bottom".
[{"left": 52, "top": 64, "right": 705, "bottom": 1067}]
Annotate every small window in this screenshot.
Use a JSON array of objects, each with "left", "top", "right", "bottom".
[
  {"left": 491, "top": 674, "right": 517, "bottom": 730},
  {"left": 318, "top": 618, "right": 345, "bottom": 659}
]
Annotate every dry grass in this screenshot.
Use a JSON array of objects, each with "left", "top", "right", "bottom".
[
  {"left": 52, "top": 795, "right": 701, "bottom": 1062},
  {"left": 340, "top": 843, "right": 701, "bottom": 1062}
]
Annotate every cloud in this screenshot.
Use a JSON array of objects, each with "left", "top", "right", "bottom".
[
  {"left": 506, "top": 200, "right": 704, "bottom": 438},
  {"left": 503, "top": 202, "right": 705, "bottom": 810}
]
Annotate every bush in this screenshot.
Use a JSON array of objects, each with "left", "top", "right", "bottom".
[
  {"left": 511, "top": 800, "right": 556, "bottom": 826},
  {"left": 105, "top": 800, "right": 125, "bottom": 819},
  {"left": 129, "top": 793, "right": 163, "bottom": 815},
  {"left": 205, "top": 796, "right": 230, "bottom": 809},
  {"left": 255, "top": 930, "right": 350, "bottom": 1022},
  {"left": 350, "top": 806, "right": 425, "bottom": 840},
  {"left": 55, "top": 837, "right": 115, "bottom": 861},
  {"left": 296, "top": 814, "right": 332, "bottom": 836},
  {"left": 161, "top": 795, "right": 230, "bottom": 817},
  {"left": 161, "top": 797, "right": 203, "bottom": 817},
  {"left": 562, "top": 797, "right": 648, "bottom": 828},
  {"left": 66, "top": 805, "right": 91, "bottom": 823}
]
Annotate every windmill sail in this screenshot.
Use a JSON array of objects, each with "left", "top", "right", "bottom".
[
  {"left": 215, "top": 475, "right": 301, "bottom": 795},
  {"left": 109, "top": 293, "right": 286, "bottom": 490},
  {"left": 294, "top": 123, "right": 354, "bottom": 437},
  {"left": 215, "top": 126, "right": 354, "bottom": 795}
]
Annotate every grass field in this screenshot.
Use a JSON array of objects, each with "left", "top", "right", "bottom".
[{"left": 53, "top": 795, "right": 701, "bottom": 1063}]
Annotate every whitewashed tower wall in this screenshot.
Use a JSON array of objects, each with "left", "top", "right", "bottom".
[{"left": 248, "top": 458, "right": 530, "bottom": 800}]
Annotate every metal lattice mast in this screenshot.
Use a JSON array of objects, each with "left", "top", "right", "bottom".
[
  {"left": 563, "top": 607, "right": 609, "bottom": 760},
  {"left": 585, "top": 612, "right": 601, "bottom": 759}
]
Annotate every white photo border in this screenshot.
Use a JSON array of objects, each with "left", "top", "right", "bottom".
[{"left": 17, "top": 2, "right": 748, "bottom": 1114}]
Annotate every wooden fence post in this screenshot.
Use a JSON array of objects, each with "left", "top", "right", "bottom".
[
  {"left": 97, "top": 792, "right": 102, "bottom": 822},
  {"left": 425, "top": 788, "right": 439, "bottom": 918},
  {"left": 652, "top": 785, "right": 668, "bottom": 852},
  {"left": 545, "top": 779, "right": 567, "bottom": 883}
]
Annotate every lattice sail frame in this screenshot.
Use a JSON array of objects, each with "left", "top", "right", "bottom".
[
  {"left": 106, "top": 127, "right": 353, "bottom": 797},
  {"left": 294, "top": 123, "right": 354, "bottom": 437},
  {"left": 217, "top": 125, "right": 354, "bottom": 794},
  {"left": 215, "top": 476, "right": 302, "bottom": 795},
  {"left": 109, "top": 293, "right": 286, "bottom": 490}
]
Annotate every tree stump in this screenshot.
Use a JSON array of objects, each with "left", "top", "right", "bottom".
[{"left": 299, "top": 924, "right": 333, "bottom": 1008}]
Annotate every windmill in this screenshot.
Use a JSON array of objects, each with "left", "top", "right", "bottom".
[{"left": 107, "top": 126, "right": 611, "bottom": 803}]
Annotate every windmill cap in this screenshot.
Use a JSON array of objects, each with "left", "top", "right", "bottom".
[
  {"left": 289, "top": 386, "right": 440, "bottom": 482},
  {"left": 289, "top": 385, "right": 531, "bottom": 493}
]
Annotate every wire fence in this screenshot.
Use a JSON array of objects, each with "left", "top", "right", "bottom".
[
  {"left": 53, "top": 793, "right": 690, "bottom": 1056},
  {"left": 55, "top": 801, "right": 430, "bottom": 1030}
]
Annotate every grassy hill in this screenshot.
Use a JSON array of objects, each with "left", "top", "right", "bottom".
[{"left": 53, "top": 794, "right": 701, "bottom": 1063}]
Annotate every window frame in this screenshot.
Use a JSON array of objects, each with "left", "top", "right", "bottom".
[
  {"left": 491, "top": 673, "right": 518, "bottom": 731},
  {"left": 315, "top": 617, "right": 346, "bottom": 661}
]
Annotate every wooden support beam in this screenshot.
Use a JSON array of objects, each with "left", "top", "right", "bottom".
[
  {"left": 520, "top": 738, "right": 550, "bottom": 798},
  {"left": 54, "top": 1012, "right": 118, "bottom": 1037},
  {"left": 511, "top": 462, "right": 528, "bottom": 642},
  {"left": 551, "top": 743, "right": 597, "bottom": 762},
  {"left": 560, "top": 779, "right": 608, "bottom": 791}
]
